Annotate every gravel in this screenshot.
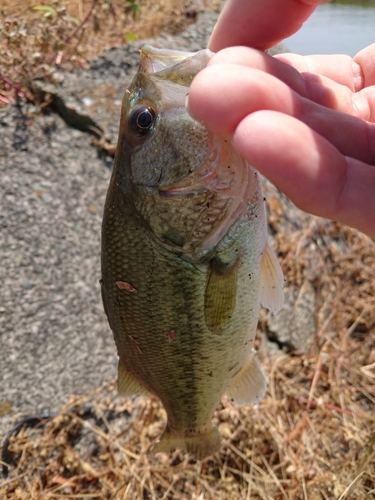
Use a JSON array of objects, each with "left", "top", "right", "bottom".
[{"left": 0, "top": 102, "right": 114, "bottom": 436}]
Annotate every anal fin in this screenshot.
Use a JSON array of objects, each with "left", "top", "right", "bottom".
[
  {"left": 117, "top": 359, "right": 151, "bottom": 396},
  {"left": 226, "top": 351, "right": 267, "bottom": 405},
  {"left": 260, "top": 242, "right": 284, "bottom": 315}
]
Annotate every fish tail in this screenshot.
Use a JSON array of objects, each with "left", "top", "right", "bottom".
[{"left": 152, "top": 424, "right": 221, "bottom": 460}]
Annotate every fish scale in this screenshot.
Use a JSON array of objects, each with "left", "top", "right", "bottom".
[{"left": 101, "top": 45, "right": 284, "bottom": 459}]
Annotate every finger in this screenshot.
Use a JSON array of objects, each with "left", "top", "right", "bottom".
[
  {"left": 276, "top": 43, "right": 375, "bottom": 91},
  {"left": 232, "top": 111, "right": 375, "bottom": 239},
  {"left": 188, "top": 65, "right": 296, "bottom": 137},
  {"left": 211, "top": 48, "right": 375, "bottom": 123},
  {"left": 208, "top": 47, "right": 307, "bottom": 96},
  {"left": 275, "top": 53, "right": 363, "bottom": 92},
  {"left": 188, "top": 64, "right": 375, "bottom": 165},
  {"left": 208, "top": 0, "right": 327, "bottom": 51},
  {"left": 207, "top": 47, "right": 364, "bottom": 108},
  {"left": 354, "top": 42, "right": 375, "bottom": 87}
]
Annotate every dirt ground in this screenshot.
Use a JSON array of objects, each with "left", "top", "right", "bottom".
[{"left": 1, "top": 1, "right": 375, "bottom": 499}]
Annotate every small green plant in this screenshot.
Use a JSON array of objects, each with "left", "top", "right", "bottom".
[
  {"left": 33, "top": 4, "right": 80, "bottom": 25},
  {"left": 126, "top": 0, "right": 140, "bottom": 17},
  {"left": 124, "top": 30, "right": 137, "bottom": 41},
  {"left": 33, "top": 5, "right": 57, "bottom": 19}
]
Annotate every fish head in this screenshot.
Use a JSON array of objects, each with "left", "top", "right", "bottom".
[
  {"left": 120, "top": 45, "right": 212, "bottom": 190},
  {"left": 113, "top": 45, "right": 258, "bottom": 256}
]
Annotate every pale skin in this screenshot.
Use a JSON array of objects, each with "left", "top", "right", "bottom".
[{"left": 187, "top": 0, "right": 375, "bottom": 239}]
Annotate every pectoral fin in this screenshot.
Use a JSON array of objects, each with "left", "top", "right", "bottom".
[
  {"left": 117, "top": 360, "right": 151, "bottom": 396},
  {"left": 260, "top": 242, "right": 284, "bottom": 315},
  {"left": 226, "top": 352, "right": 267, "bottom": 405},
  {"left": 204, "top": 258, "right": 238, "bottom": 333}
]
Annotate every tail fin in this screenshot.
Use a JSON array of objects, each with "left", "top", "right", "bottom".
[{"left": 152, "top": 424, "right": 221, "bottom": 460}]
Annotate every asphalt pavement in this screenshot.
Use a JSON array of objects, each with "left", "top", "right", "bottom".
[{"left": 0, "top": 8, "right": 220, "bottom": 438}]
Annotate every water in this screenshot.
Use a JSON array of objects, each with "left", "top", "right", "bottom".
[{"left": 284, "top": 2, "right": 375, "bottom": 56}]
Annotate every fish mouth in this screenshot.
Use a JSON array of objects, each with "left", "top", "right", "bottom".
[
  {"left": 127, "top": 46, "right": 256, "bottom": 256},
  {"left": 139, "top": 45, "right": 213, "bottom": 85},
  {"left": 135, "top": 45, "right": 213, "bottom": 113},
  {"left": 158, "top": 188, "right": 205, "bottom": 199}
]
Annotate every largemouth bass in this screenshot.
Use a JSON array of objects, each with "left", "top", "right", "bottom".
[{"left": 101, "top": 45, "right": 284, "bottom": 459}]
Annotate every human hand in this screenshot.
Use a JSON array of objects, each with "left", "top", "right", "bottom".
[
  {"left": 187, "top": 0, "right": 375, "bottom": 238},
  {"left": 208, "top": 0, "right": 327, "bottom": 51}
]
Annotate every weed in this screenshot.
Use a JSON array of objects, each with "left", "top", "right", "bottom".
[{"left": 0, "top": 0, "right": 212, "bottom": 105}]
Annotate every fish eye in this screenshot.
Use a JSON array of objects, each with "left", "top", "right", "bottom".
[{"left": 129, "top": 106, "right": 156, "bottom": 137}]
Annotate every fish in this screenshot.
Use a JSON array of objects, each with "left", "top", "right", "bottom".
[{"left": 100, "top": 45, "right": 284, "bottom": 459}]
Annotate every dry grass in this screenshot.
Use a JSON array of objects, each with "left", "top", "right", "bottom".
[
  {"left": 1, "top": 2, "right": 374, "bottom": 498},
  {"left": 0, "top": 0, "right": 218, "bottom": 105},
  {"left": 1, "top": 220, "right": 375, "bottom": 499}
]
